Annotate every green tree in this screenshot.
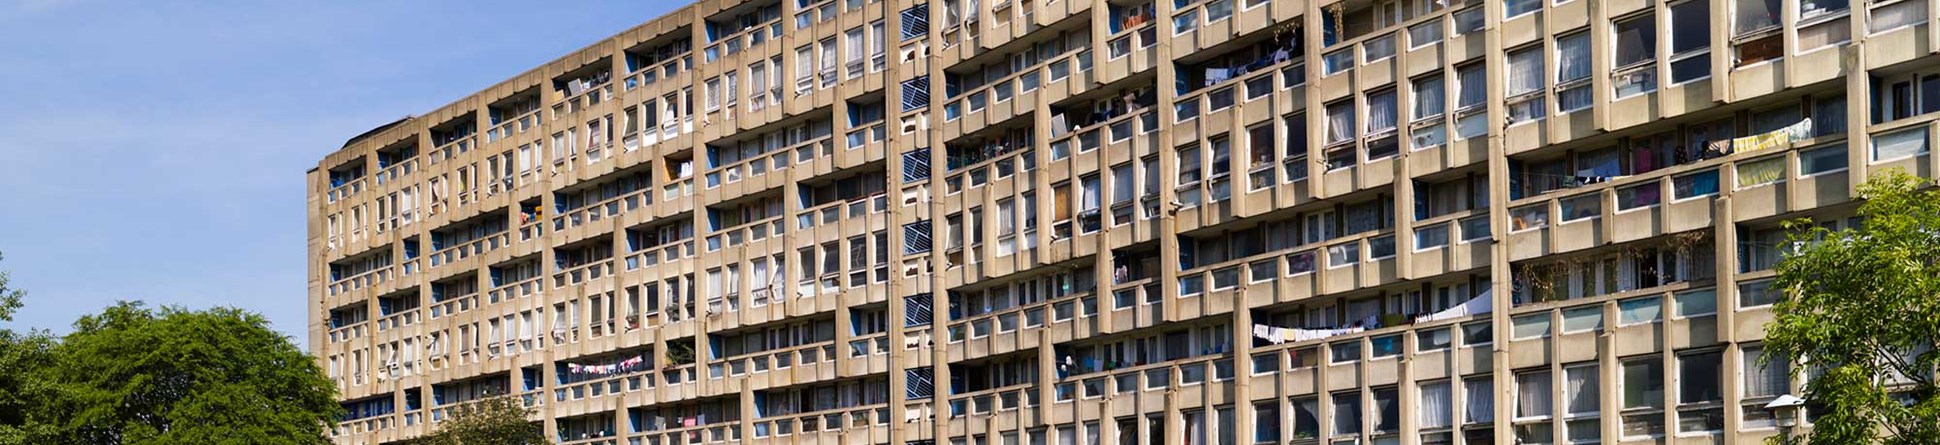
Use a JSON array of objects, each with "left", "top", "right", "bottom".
[
  {"left": 0, "top": 253, "right": 20, "bottom": 322},
  {"left": 1766, "top": 170, "right": 1940, "bottom": 444},
  {"left": 402, "top": 396, "right": 546, "bottom": 445},
  {"left": 0, "top": 253, "right": 57, "bottom": 445},
  {"left": 27, "top": 302, "right": 342, "bottom": 445}
]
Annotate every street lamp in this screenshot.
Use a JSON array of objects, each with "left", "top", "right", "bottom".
[{"left": 1766, "top": 394, "right": 1806, "bottom": 444}]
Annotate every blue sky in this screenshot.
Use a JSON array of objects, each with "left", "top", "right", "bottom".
[{"left": 0, "top": 1, "right": 677, "bottom": 343}]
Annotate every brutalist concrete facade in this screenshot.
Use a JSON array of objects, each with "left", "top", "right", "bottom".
[{"left": 308, "top": 0, "right": 1940, "bottom": 443}]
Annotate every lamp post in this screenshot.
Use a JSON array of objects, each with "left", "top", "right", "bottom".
[{"left": 1765, "top": 394, "right": 1805, "bottom": 444}]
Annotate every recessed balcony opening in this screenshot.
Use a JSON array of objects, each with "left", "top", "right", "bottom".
[{"left": 429, "top": 112, "right": 476, "bottom": 150}]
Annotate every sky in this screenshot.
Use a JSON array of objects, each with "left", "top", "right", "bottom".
[{"left": 0, "top": 0, "right": 680, "bottom": 344}]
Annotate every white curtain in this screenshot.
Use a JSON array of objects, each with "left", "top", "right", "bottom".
[
  {"left": 1327, "top": 102, "right": 1356, "bottom": 143},
  {"left": 1465, "top": 379, "right": 1493, "bottom": 423},
  {"left": 1565, "top": 367, "right": 1600, "bottom": 414},
  {"left": 1873, "top": 128, "right": 1929, "bottom": 160},
  {"left": 1557, "top": 33, "right": 1591, "bottom": 83},
  {"left": 1413, "top": 76, "right": 1444, "bottom": 120},
  {"left": 1419, "top": 382, "right": 1453, "bottom": 428},
  {"left": 1742, "top": 346, "right": 1789, "bottom": 397},
  {"left": 1517, "top": 371, "right": 1553, "bottom": 418},
  {"left": 1081, "top": 177, "right": 1101, "bottom": 212},
  {"left": 1457, "top": 65, "right": 1487, "bottom": 109},
  {"left": 1366, "top": 91, "right": 1397, "bottom": 133},
  {"left": 1506, "top": 48, "right": 1544, "bottom": 96}
]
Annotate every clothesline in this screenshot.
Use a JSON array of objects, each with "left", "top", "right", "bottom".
[
  {"left": 1249, "top": 290, "right": 1495, "bottom": 345},
  {"left": 1251, "top": 324, "right": 1365, "bottom": 345},
  {"left": 567, "top": 355, "right": 646, "bottom": 375}
]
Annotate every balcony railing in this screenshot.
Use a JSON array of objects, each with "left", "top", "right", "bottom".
[
  {"left": 947, "top": 382, "right": 1040, "bottom": 417},
  {"left": 484, "top": 109, "right": 540, "bottom": 144},
  {"left": 552, "top": 259, "right": 615, "bottom": 289},
  {"left": 429, "top": 232, "right": 509, "bottom": 268},
  {"left": 705, "top": 137, "right": 822, "bottom": 189},
  {"left": 796, "top": 192, "right": 888, "bottom": 230},
  {"left": 488, "top": 275, "right": 543, "bottom": 304},
  {"left": 429, "top": 291, "right": 480, "bottom": 319},
  {"left": 704, "top": 215, "right": 784, "bottom": 252},
  {"left": 943, "top": 48, "right": 1092, "bottom": 125},
  {"left": 706, "top": 340, "right": 837, "bottom": 380},
  {"left": 327, "top": 265, "right": 392, "bottom": 297},
  {"left": 553, "top": 188, "right": 654, "bottom": 232}
]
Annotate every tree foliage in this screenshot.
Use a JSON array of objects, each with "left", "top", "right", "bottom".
[
  {"left": 401, "top": 396, "right": 545, "bottom": 445},
  {"left": 1767, "top": 170, "right": 1940, "bottom": 444},
  {"left": 0, "top": 252, "right": 56, "bottom": 445},
  {"left": 0, "top": 253, "right": 341, "bottom": 445}
]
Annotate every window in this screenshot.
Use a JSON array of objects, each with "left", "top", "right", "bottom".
[
  {"left": 1174, "top": 10, "right": 1199, "bottom": 34},
  {"left": 1460, "top": 215, "right": 1492, "bottom": 241},
  {"left": 1331, "top": 392, "right": 1361, "bottom": 439},
  {"left": 1291, "top": 397, "right": 1321, "bottom": 439},
  {"left": 1417, "top": 328, "right": 1452, "bottom": 351},
  {"left": 1872, "top": 127, "right": 1929, "bottom": 161},
  {"left": 1673, "top": 288, "right": 1717, "bottom": 317},
  {"left": 1512, "top": 314, "right": 1551, "bottom": 339},
  {"left": 1413, "top": 75, "right": 1445, "bottom": 122},
  {"left": 1735, "top": 156, "right": 1784, "bottom": 188},
  {"left": 1505, "top": 46, "right": 1546, "bottom": 123},
  {"left": 1738, "top": 279, "right": 1778, "bottom": 308},
  {"left": 1618, "top": 297, "right": 1662, "bottom": 325},
  {"left": 1415, "top": 223, "right": 1450, "bottom": 250},
  {"left": 1563, "top": 364, "right": 1601, "bottom": 444},
  {"left": 1464, "top": 321, "right": 1491, "bottom": 346},
  {"left": 1367, "top": 89, "right": 1398, "bottom": 135},
  {"left": 704, "top": 77, "right": 723, "bottom": 110},
  {"left": 1364, "top": 34, "right": 1397, "bottom": 62},
  {"left": 1560, "top": 306, "right": 1602, "bottom": 333},
  {"left": 1455, "top": 64, "right": 1486, "bottom": 112},
  {"left": 1505, "top": 0, "right": 1540, "bottom": 19},
  {"left": 1453, "top": 7, "right": 1485, "bottom": 34},
  {"left": 1325, "top": 100, "right": 1356, "bottom": 144},
  {"left": 1510, "top": 204, "right": 1549, "bottom": 231},
  {"left": 1734, "top": 0, "right": 1781, "bottom": 35},
  {"left": 844, "top": 27, "right": 865, "bottom": 77},
  {"left": 1672, "top": 170, "right": 1720, "bottom": 199},
  {"left": 1455, "top": 63, "right": 1488, "bottom": 139},
  {"left": 1558, "top": 194, "right": 1600, "bottom": 222},
  {"left": 1464, "top": 376, "right": 1495, "bottom": 424},
  {"left": 869, "top": 20, "right": 887, "bottom": 72},
  {"left": 1420, "top": 381, "right": 1454, "bottom": 430},
  {"left": 1621, "top": 358, "right": 1665, "bottom": 438},
  {"left": 1372, "top": 387, "right": 1401, "bottom": 433},
  {"left": 1670, "top": 1, "right": 1712, "bottom": 81},
  {"left": 1676, "top": 351, "right": 1724, "bottom": 433},
  {"left": 1331, "top": 341, "right": 1361, "bottom": 363},
  {"left": 1254, "top": 401, "right": 1280, "bottom": 444},
  {"left": 1869, "top": 0, "right": 1928, "bottom": 34},
  {"left": 1799, "top": 5, "right": 1853, "bottom": 52},
  {"left": 1740, "top": 344, "right": 1790, "bottom": 429},
  {"left": 1617, "top": 182, "right": 1662, "bottom": 210},
  {"left": 1613, "top": 14, "right": 1659, "bottom": 97},
  {"left": 1178, "top": 144, "right": 1202, "bottom": 184},
  {"left": 1515, "top": 370, "right": 1553, "bottom": 420},
  {"left": 1555, "top": 32, "right": 1592, "bottom": 112}
]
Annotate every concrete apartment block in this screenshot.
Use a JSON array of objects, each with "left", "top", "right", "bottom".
[{"left": 308, "top": 0, "right": 1938, "bottom": 443}]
